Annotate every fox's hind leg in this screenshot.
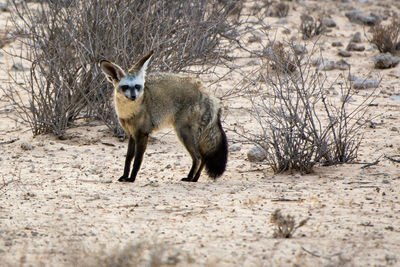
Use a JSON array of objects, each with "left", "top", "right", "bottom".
[
  {"left": 181, "top": 158, "right": 201, "bottom": 182},
  {"left": 176, "top": 125, "right": 202, "bottom": 182},
  {"left": 190, "top": 160, "right": 206, "bottom": 182}
]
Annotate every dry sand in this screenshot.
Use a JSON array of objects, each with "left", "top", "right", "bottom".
[{"left": 0, "top": 0, "right": 399, "bottom": 266}]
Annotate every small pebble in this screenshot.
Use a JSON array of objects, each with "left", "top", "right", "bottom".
[
  {"left": 345, "top": 10, "right": 378, "bottom": 26},
  {"left": 335, "top": 59, "right": 350, "bottom": 70},
  {"left": 374, "top": 53, "right": 400, "bottom": 69},
  {"left": 332, "top": 41, "right": 343, "bottom": 47},
  {"left": 230, "top": 145, "right": 241, "bottom": 152},
  {"left": 346, "top": 42, "right": 365, "bottom": 51},
  {"left": 0, "top": 3, "right": 10, "bottom": 12},
  {"left": 350, "top": 32, "right": 362, "bottom": 43},
  {"left": 247, "top": 145, "right": 267, "bottom": 162},
  {"left": 338, "top": 49, "right": 351, "bottom": 57},
  {"left": 11, "top": 62, "right": 28, "bottom": 71},
  {"left": 21, "top": 142, "right": 34, "bottom": 151},
  {"left": 353, "top": 78, "right": 379, "bottom": 89},
  {"left": 323, "top": 17, "right": 336, "bottom": 28}
]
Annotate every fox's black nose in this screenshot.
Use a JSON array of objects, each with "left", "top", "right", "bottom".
[{"left": 129, "top": 89, "right": 136, "bottom": 100}]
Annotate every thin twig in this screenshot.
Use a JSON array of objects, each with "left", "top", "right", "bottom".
[
  {"left": 343, "top": 181, "right": 371, "bottom": 184},
  {"left": 361, "top": 156, "right": 382, "bottom": 169},
  {"left": 101, "top": 142, "right": 115, "bottom": 147},
  {"left": 0, "top": 179, "right": 15, "bottom": 191},
  {"left": 0, "top": 138, "right": 19, "bottom": 145},
  {"left": 78, "top": 179, "right": 113, "bottom": 183},
  {"left": 301, "top": 247, "right": 342, "bottom": 260},
  {"left": 385, "top": 155, "right": 400, "bottom": 163},
  {"left": 271, "top": 198, "right": 305, "bottom": 202}
]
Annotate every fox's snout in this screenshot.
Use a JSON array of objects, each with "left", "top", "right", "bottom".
[{"left": 124, "top": 89, "right": 137, "bottom": 100}]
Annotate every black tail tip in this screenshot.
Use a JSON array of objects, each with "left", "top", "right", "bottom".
[{"left": 204, "top": 127, "right": 228, "bottom": 179}]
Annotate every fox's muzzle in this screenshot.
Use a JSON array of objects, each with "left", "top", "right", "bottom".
[{"left": 124, "top": 89, "right": 137, "bottom": 100}]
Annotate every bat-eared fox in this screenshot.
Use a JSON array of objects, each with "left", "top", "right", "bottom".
[{"left": 100, "top": 51, "right": 228, "bottom": 182}]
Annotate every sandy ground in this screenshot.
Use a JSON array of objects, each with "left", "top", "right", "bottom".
[{"left": 1, "top": 0, "right": 400, "bottom": 266}]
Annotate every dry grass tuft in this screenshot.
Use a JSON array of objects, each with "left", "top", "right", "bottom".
[
  {"left": 370, "top": 16, "right": 400, "bottom": 54},
  {"left": 300, "top": 14, "right": 326, "bottom": 40},
  {"left": 265, "top": 41, "right": 298, "bottom": 73},
  {"left": 273, "top": 2, "right": 290, "bottom": 18},
  {"left": 270, "top": 209, "right": 309, "bottom": 238}
]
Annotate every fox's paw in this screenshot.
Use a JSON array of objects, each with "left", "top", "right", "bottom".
[
  {"left": 181, "top": 177, "right": 196, "bottom": 182},
  {"left": 118, "top": 176, "right": 135, "bottom": 183}
]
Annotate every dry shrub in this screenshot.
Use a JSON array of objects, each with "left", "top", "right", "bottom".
[
  {"left": 235, "top": 41, "right": 376, "bottom": 173},
  {"left": 270, "top": 209, "right": 309, "bottom": 238},
  {"left": 3, "top": 0, "right": 237, "bottom": 137},
  {"left": 300, "top": 14, "right": 326, "bottom": 40},
  {"left": 265, "top": 41, "right": 299, "bottom": 73},
  {"left": 217, "top": 0, "right": 244, "bottom": 21},
  {"left": 320, "top": 82, "right": 371, "bottom": 165},
  {"left": 273, "top": 2, "right": 289, "bottom": 18},
  {"left": 370, "top": 16, "right": 400, "bottom": 54},
  {"left": 263, "top": 1, "right": 289, "bottom": 18}
]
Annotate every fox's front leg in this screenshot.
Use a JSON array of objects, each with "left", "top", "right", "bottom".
[
  {"left": 119, "top": 136, "right": 135, "bottom": 182},
  {"left": 119, "top": 132, "right": 149, "bottom": 183}
]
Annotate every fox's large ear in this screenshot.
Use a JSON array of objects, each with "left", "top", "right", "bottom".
[
  {"left": 100, "top": 60, "right": 126, "bottom": 83},
  {"left": 129, "top": 50, "right": 154, "bottom": 75}
]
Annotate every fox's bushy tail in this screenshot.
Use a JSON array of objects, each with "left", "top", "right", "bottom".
[{"left": 202, "top": 114, "right": 228, "bottom": 179}]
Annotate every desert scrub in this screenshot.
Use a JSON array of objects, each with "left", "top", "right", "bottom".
[
  {"left": 270, "top": 209, "right": 309, "bottom": 238},
  {"left": 265, "top": 41, "right": 299, "bottom": 73},
  {"left": 370, "top": 16, "right": 400, "bottom": 54},
  {"left": 2, "top": 0, "right": 238, "bottom": 137},
  {"left": 300, "top": 14, "right": 326, "bottom": 40},
  {"left": 235, "top": 40, "right": 377, "bottom": 173}
]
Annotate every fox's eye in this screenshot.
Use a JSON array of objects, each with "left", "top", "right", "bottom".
[
  {"left": 120, "top": 85, "right": 129, "bottom": 91},
  {"left": 135, "top": 84, "right": 142, "bottom": 90}
]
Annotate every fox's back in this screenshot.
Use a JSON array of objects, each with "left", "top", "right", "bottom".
[
  {"left": 144, "top": 72, "right": 219, "bottom": 131},
  {"left": 146, "top": 72, "right": 204, "bottom": 101}
]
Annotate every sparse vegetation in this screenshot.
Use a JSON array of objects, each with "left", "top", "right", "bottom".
[
  {"left": 2, "top": 0, "right": 238, "bottom": 137},
  {"left": 265, "top": 41, "right": 299, "bottom": 73},
  {"left": 270, "top": 209, "right": 309, "bottom": 238},
  {"left": 235, "top": 41, "right": 376, "bottom": 173},
  {"left": 263, "top": 1, "right": 290, "bottom": 18},
  {"left": 300, "top": 14, "right": 326, "bottom": 40},
  {"left": 370, "top": 16, "right": 400, "bottom": 54},
  {"left": 273, "top": 2, "right": 289, "bottom": 18},
  {"left": 0, "top": 0, "right": 399, "bottom": 266}
]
